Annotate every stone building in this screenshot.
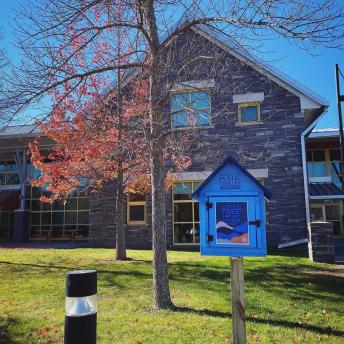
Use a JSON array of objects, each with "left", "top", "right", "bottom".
[{"left": 1, "top": 25, "right": 337, "bottom": 250}]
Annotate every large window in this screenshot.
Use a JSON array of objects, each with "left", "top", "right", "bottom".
[
  {"left": 0, "top": 161, "right": 20, "bottom": 185},
  {"left": 307, "top": 148, "right": 343, "bottom": 188},
  {"left": 0, "top": 209, "right": 13, "bottom": 241},
  {"left": 310, "top": 201, "right": 342, "bottom": 236},
  {"left": 127, "top": 193, "right": 146, "bottom": 225},
  {"left": 27, "top": 187, "right": 89, "bottom": 240},
  {"left": 171, "top": 90, "right": 211, "bottom": 128},
  {"left": 173, "top": 181, "right": 201, "bottom": 244}
]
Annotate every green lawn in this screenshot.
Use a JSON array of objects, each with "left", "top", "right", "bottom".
[{"left": 0, "top": 249, "right": 343, "bottom": 344}]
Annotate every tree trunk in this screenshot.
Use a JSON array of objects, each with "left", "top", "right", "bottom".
[
  {"left": 114, "top": 35, "right": 127, "bottom": 261},
  {"left": 150, "top": 125, "right": 172, "bottom": 308},
  {"left": 115, "top": 169, "right": 127, "bottom": 260},
  {"left": 144, "top": 0, "right": 173, "bottom": 309},
  {"left": 150, "top": 111, "right": 173, "bottom": 308}
]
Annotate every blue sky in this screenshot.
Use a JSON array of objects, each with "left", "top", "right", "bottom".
[{"left": 0, "top": 0, "right": 343, "bottom": 129}]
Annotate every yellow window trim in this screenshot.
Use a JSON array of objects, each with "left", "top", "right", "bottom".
[
  {"left": 238, "top": 101, "right": 261, "bottom": 125},
  {"left": 127, "top": 197, "right": 147, "bottom": 225}
]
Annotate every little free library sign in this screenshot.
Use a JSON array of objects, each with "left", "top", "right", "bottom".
[
  {"left": 192, "top": 156, "right": 272, "bottom": 344},
  {"left": 192, "top": 156, "right": 272, "bottom": 257}
]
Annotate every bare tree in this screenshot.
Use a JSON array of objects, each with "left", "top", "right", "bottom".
[
  {"left": 0, "top": 32, "right": 10, "bottom": 125},
  {"left": 1, "top": 0, "right": 343, "bottom": 309}
]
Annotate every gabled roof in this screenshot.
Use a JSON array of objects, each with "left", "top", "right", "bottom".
[
  {"left": 0, "top": 124, "right": 41, "bottom": 138},
  {"left": 192, "top": 25, "right": 328, "bottom": 110},
  {"left": 105, "top": 20, "right": 328, "bottom": 114},
  {"left": 192, "top": 155, "right": 272, "bottom": 200}
]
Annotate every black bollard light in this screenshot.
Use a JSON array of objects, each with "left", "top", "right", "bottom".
[{"left": 64, "top": 270, "right": 97, "bottom": 344}]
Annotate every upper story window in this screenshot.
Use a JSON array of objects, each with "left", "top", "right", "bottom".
[
  {"left": 238, "top": 102, "right": 261, "bottom": 124},
  {"left": 127, "top": 193, "right": 146, "bottom": 225},
  {"left": 307, "top": 149, "right": 327, "bottom": 177},
  {"left": 171, "top": 90, "right": 211, "bottom": 128},
  {"left": 0, "top": 161, "right": 20, "bottom": 185},
  {"left": 307, "top": 148, "right": 342, "bottom": 188}
]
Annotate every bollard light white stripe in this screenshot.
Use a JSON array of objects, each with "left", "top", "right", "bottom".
[{"left": 65, "top": 294, "right": 97, "bottom": 317}]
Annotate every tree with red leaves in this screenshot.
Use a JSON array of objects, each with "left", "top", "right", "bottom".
[
  {"left": 2, "top": 0, "right": 344, "bottom": 309},
  {"left": 29, "top": 74, "right": 152, "bottom": 260}
]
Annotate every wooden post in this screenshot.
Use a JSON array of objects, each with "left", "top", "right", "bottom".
[{"left": 230, "top": 257, "right": 246, "bottom": 344}]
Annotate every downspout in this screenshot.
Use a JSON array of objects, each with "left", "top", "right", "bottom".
[
  {"left": 279, "top": 108, "right": 328, "bottom": 249},
  {"left": 300, "top": 108, "right": 328, "bottom": 246}
]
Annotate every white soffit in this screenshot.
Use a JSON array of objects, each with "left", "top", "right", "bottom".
[
  {"left": 233, "top": 92, "right": 264, "bottom": 104},
  {"left": 173, "top": 168, "right": 268, "bottom": 181}
]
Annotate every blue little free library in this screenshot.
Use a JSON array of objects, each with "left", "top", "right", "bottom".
[{"left": 192, "top": 156, "right": 272, "bottom": 257}]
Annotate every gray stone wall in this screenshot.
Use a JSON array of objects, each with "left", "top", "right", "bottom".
[
  {"left": 89, "top": 28, "right": 310, "bottom": 249},
  {"left": 89, "top": 183, "right": 116, "bottom": 246},
  {"left": 308, "top": 222, "right": 335, "bottom": 263},
  {"left": 163, "top": 29, "right": 308, "bottom": 248},
  {"left": 13, "top": 210, "right": 30, "bottom": 242},
  {"left": 124, "top": 194, "right": 152, "bottom": 249}
]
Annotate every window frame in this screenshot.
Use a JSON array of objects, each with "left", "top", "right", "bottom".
[
  {"left": 0, "top": 161, "right": 20, "bottom": 186},
  {"left": 0, "top": 209, "right": 13, "bottom": 241},
  {"left": 238, "top": 101, "right": 261, "bottom": 125},
  {"left": 310, "top": 201, "right": 344, "bottom": 236},
  {"left": 307, "top": 148, "right": 342, "bottom": 187},
  {"left": 172, "top": 180, "right": 201, "bottom": 246},
  {"left": 127, "top": 193, "right": 147, "bottom": 225},
  {"left": 27, "top": 186, "right": 90, "bottom": 240},
  {"left": 170, "top": 89, "right": 212, "bottom": 130}
]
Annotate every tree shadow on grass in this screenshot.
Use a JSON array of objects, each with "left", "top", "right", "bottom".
[
  {"left": 0, "top": 317, "right": 20, "bottom": 344},
  {"left": 172, "top": 306, "right": 344, "bottom": 337},
  {"left": 0, "top": 260, "right": 151, "bottom": 289},
  {"left": 0, "top": 259, "right": 149, "bottom": 275},
  {"left": 168, "top": 261, "right": 344, "bottom": 301}
]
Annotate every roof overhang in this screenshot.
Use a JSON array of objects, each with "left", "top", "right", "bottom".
[
  {"left": 192, "top": 26, "right": 328, "bottom": 116},
  {"left": 309, "top": 182, "right": 344, "bottom": 199},
  {"left": 104, "top": 22, "right": 328, "bottom": 119}
]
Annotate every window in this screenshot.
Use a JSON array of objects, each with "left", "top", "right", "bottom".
[
  {"left": 310, "top": 205, "right": 325, "bottom": 221},
  {"left": 307, "top": 148, "right": 343, "bottom": 186},
  {"left": 310, "top": 202, "right": 343, "bottom": 236},
  {"left": 27, "top": 187, "right": 89, "bottom": 240},
  {"left": 238, "top": 102, "right": 260, "bottom": 124},
  {"left": 127, "top": 193, "right": 146, "bottom": 225},
  {"left": 171, "top": 90, "right": 211, "bottom": 128},
  {"left": 0, "top": 209, "right": 13, "bottom": 241},
  {"left": 0, "top": 161, "right": 20, "bottom": 185},
  {"left": 330, "top": 149, "right": 343, "bottom": 189},
  {"left": 173, "top": 181, "right": 201, "bottom": 244},
  {"left": 325, "top": 204, "right": 341, "bottom": 235},
  {"left": 307, "top": 149, "right": 327, "bottom": 177}
]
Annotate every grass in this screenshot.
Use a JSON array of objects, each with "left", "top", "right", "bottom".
[{"left": 0, "top": 248, "right": 343, "bottom": 344}]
